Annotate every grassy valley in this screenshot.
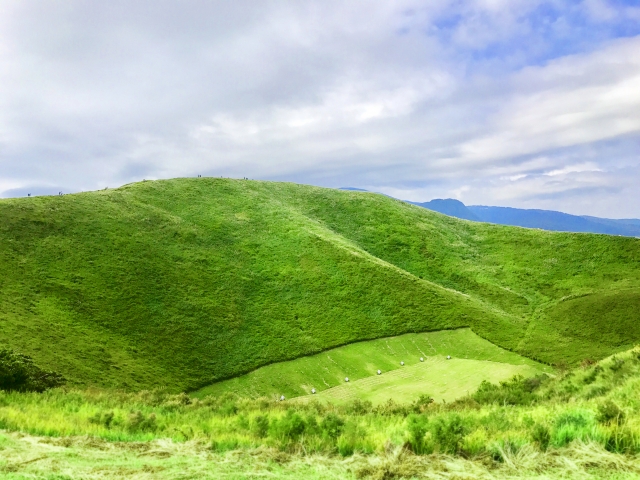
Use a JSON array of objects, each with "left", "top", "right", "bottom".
[
  {"left": 0, "top": 178, "right": 639, "bottom": 392},
  {"left": 1, "top": 177, "right": 640, "bottom": 478}
]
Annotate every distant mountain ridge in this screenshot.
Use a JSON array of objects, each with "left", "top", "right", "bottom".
[
  {"left": 411, "top": 198, "right": 479, "bottom": 221},
  {"left": 412, "top": 198, "right": 640, "bottom": 237}
]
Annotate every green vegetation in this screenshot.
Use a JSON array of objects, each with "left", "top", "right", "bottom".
[
  {"left": 0, "top": 178, "right": 638, "bottom": 391},
  {"left": 1, "top": 347, "right": 639, "bottom": 479},
  {"left": 303, "top": 356, "right": 544, "bottom": 406},
  {"left": 0, "top": 349, "right": 65, "bottom": 393},
  {"left": 197, "top": 328, "right": 551, "bottom": 402}
]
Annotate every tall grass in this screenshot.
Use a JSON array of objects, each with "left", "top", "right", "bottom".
[{"left": 1, "top": 348, "right": 639, "bottom": 460}]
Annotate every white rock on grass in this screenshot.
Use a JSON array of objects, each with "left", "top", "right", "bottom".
[
  {"left": 400, "top": 361, "right": 404, "bottom": 366},
  {"left": 280, "top": 395, "right": 285, "bottom": 401},
  {"left": 377, "top": 370, "right": 381, "bottom": 375},
  {"left": 446, "top": 355, "right": 451, "bottom": 360},
  {"left": 420, "top": 357, "right": 424, "bottom": 362},
  {"left": 345, "top": 377, "right": 349, "bottom": 382},
  {"left": 311, "top": 388, "right": 316, "bottom": 394}
]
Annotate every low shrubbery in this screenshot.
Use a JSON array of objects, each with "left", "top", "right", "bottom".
[
  {"left": 472, "top": 374, "right": 548, "bottom": 406},
  {"left": 0, "top": 349, "right": 65, "bottom": 393},
  {"left": 0, "top": 347, "right": 638, "bottom": 464}
]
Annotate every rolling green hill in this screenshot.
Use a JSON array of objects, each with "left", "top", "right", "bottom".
[{"left": 0, "top": 178, "right": 638, "bottom": 391}]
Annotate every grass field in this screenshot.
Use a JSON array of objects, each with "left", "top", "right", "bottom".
[
  {"left": 301, "top": 356, "right": 544, "bottom": 405},
  {"left": 0, "top": 178, "right": 638, "bottom": 391},
  {"left": 1, "top": 347, "right": 639, "bottom": 479},
  {"left": 195, "top": 328, "right": 552, "bottom": 402},
  {"left": 2, "top": 431, "right": 639, "bottom": 479}
]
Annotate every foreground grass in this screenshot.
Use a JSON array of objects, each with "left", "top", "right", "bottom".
[
  {"left": 0, "top": 178, "right": 639, "bottom": 391},
  {"left": 1, "top": 347, "right": 639, "bottom": 478},
  {"left": 1, "top": 433, "right": 639, "bottom": 479}
]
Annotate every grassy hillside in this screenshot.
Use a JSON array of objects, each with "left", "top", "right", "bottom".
[
  {"left": 195, "top": 329, "right": 551, "bottom": 401},
  {"left": 0, "top": 178, "right": 638, "bottom": 390}
]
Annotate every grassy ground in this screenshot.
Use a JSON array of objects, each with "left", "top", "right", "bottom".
[
  {"left": 195, "top": 328, "right": 551, "bottom": 402},
  {"left": 0, "top": 178, "right": 638, "bottom": 391},
  {"left": 1, "top": 432, "right": 639, "bottom": 479},
  {"left": 1, "top": 347, "right": 639, "bottom": 479},
  {"left": 302, "top": 356, "right": 544, "bottom": 405}
]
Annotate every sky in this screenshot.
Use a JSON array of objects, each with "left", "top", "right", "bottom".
[{"left": 1, "top": 1, "right": 639, "bottom": 217}]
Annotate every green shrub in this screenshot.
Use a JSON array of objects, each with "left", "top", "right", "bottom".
[
  {"left": 88, "top": 411, "right": 115, "bottom": 429},
  {"left": 480, "top": 409, "right": 511, "bottom": 431},
  {"left": 605, "top": 426, "right": 638, "bottom": 454},
  {"left": 345, "top": 399, "right": 372, "bottom": 415},
  {"left": 410, "top": 394, "right": 434, "bottom": 414},
  {"left": 555, "top": 410, "right": 591, "bottom": 428},
  {"left": 210, "top": 439, "right": 239, "bottom": 452},
  {"left": 552, "top": 410, "right": 594, "bottom": 447},
  {"left": 0, "top": 349, "right": 65, "bottom": 393},
  {"left": 585, "top": 385, "right": 609, "bottom": 399},
  {"left": 406, "top": 414, "right": 429, "bottom": 454},
  {"left": 236, "top": 414, "right": 249, "bottom": 430},
  {"left": 472, "top": 375, "right": 546, "bottom": 406},
  {"left": 337, "top": 421, "right": 366, "bottom": 456},
  {"left": 489, "top": 438, "right": 525, "bottom": 462},
  {"left": 609, "top": 357, "right": 625, "bottom": 372},
  {"left": 531, "top": 424, "right": 550, "bottom": 451},
  {"left": 127, "top": 410, "right": 157, "bottom": 433},
  {"left": 271, "top": 409, "right": 306, "bottom": 441},
  {"left": 337, "top": 436, "right": 354, "bottom": 456},
  {"left": 304, "top": 414, "right": 319, "bottom": 436},
  {"left": 597, "top": 401, "right": 625, "bottom": 425},
  {"left": 582, "top": 365, "right": 603, "bottom": 385},
  {"left": 252, "top": 415, "right": 269, "bottom": 438},
  {"left": 320, "top": 413, "right": 345, "bottom": 439},
  {"left": 432, "top": 414, "right": 467, "bottom": 454},
  {"left": 219, "top": 401, "right": 238, "bottom": 417},
  {"left": 373, "top": 399, "right": 408, "bottom": 416}
]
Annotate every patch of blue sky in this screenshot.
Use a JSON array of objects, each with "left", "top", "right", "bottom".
[{"left": 424, "top": 1, "right": 640, "bottom": 70}]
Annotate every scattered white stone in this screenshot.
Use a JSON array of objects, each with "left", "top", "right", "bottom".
[
  {"left": 420, "top": 357, "right": 424, "bottom": 362},
  {"left": 377, "top": 370, "right": 381, "bottom": 375},
  {"left": 400, "top": 361, "right": 404, "bottom": 366},
  {"left": 446, "top": 355, "right": 451, "bottom": 360},
  {"left": 280, "top": 395, "right": 285, "bottom": 401},
  {"left": 311, "top": 388, "right": 316, "bottom": 394},
  {"left": 345, "top": 377, "right": 349, "bottom": 382}
]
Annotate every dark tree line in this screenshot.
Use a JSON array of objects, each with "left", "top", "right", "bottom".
[{"left": 0, "top": 349, "right": 65, "bottom": 392}]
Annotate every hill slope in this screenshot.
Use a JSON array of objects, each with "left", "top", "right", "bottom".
[{"left": 0, "top": 178, "right": 639, "bottom": 391}]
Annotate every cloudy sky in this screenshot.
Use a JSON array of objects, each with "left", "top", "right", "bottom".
[{"left": 1, "top": 1, "right": 639, "bottom": 217}]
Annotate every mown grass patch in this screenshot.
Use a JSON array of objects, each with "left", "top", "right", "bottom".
[
  {"left": 194, "top": 328, "right": 551, "bottom": 400},
  {"left": 305, "top": 356, "right": 544, "bottom": 405}
]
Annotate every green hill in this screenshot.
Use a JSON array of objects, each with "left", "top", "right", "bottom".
[{"left": 0, "top": 178, "right": 638, "bottom": 391}]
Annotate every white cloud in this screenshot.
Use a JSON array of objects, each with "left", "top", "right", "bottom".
[
  {"left": 0, "top": 0, "right": 639, "bottom": 217},
  {"left": 544, "top": 162, "right": 602, "bottom": 177},
  {"left": 457, "top": 37, "right": 640, "bottom": 164}
]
